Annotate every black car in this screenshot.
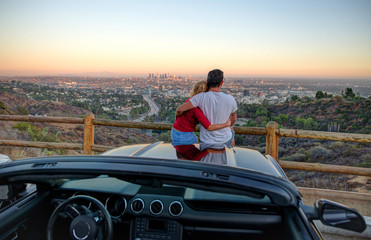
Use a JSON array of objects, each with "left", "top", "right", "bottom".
[{"left": 0, "top": 142, "right": 366, "bottom": 240}]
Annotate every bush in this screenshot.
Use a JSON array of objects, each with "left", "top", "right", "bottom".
[
  {"left": 12, "top": 122, "right": 63, "bottom": 155},
  {"left": 75, "top": 125, "right": 84, "bottom": 131},
  {"left": 49, "top": 127, "right": 60, "bottom": 134},
  {"left": 329, "top": 141, "right": 345, "bottom": 155},
  {"left": 12, "top": 122, "right": 60, "bottom": 142},
  {"left": 12, "top": 122, "right": 31, "bottom": 131},
  {"left": 16, "top": 105, "right": 29, "bottom": 115},
  {"left": 329, "top": 141, "right": 345, "bottom": 150},
  {"left": 308, "top": 146, "right": 333, "bottom": 161},
  {"left": 158, "top": 132, "right": 171, "bottom": 142},
  {"left": 355, "top": 154, "right": 371, "bottom": 168},
  {"left": 0, "top": 101, "right": 7, "bottom": 110},
  {"left": 67, "top": 130, "right": 77, "bottom": 137},
  {"left": 281, "top": 153, "right": 307, "bottom": 162}
]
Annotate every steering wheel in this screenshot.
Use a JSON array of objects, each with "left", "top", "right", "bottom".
[{"left": 47, "top": 195, "right": 113, "bottom": 240}]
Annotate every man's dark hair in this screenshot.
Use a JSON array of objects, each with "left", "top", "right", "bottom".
[{"left": 207, "top": 69, "right": 224, "bottom": 88}]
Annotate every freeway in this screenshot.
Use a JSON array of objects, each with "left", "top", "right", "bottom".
[
  {"left": 143, "top": 94, "right": 160, "bottom": 116},
  {"left": 132, "top": 95, "right": 160, "bottom": 122}
]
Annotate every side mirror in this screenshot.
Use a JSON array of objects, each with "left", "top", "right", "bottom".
[
  {"left": 0, "top": 154, "right": 12, "bottom": 201},
  {"left": 0, "top": 185, "right": 10, "bottom": 201},
  {"left": 316, "top": 199, "right": 366, "bottom": 233},
  {"left": 0, "top": 154, "right": 11, "bottom": 164}
]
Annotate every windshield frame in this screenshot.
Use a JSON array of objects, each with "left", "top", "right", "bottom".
[{"left": 0, "top": 155, "right": 301, "bottom": 206}]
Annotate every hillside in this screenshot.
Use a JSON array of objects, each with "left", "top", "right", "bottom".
[
  {"left": 235, "top": 96, "right": 371, "bottom": 193},
  {"left": 0, "top": 92, "right": 155, "bottom": 159},
  {"left": 0, "top": 92, "right": 91, "bottom": 116},
  {"left": 0, "top": 88, "right": 370, "bottom": 193},
  {"left": 237, "top": 96, "right": 371, "bottom": 134}
]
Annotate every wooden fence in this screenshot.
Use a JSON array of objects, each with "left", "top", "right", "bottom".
[{"left": 0, "top": 114, "right": 370, "bottom": 177}]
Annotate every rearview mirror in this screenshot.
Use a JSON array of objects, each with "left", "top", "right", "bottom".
[{"left": 316, "top": 199, "right": 366, "bottom": 233}]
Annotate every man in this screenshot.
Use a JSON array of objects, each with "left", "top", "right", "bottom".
[{"left": 176, "top": 69, "right": 237, "bottom": 146}]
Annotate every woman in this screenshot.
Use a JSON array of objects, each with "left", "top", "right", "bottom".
[{"left": 171, "top": 81, "right": 230, "bottom": 146}]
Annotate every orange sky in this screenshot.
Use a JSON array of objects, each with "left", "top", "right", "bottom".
[{"left": 1, "top": 1, "right": 370, "bottom": 78}]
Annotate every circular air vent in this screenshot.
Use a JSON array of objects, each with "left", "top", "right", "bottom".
[
  {"left": 131, "top": 198, "right": 144, "bottom": 213},
  {"left": 105, "top": 196, "right": 127, "bottom": 217},
  {"left": 150, "top": 200, "right": 163, "bottom": 215},
  {"left": 169, "top": 201, "right": 183, "bottom": 217}
]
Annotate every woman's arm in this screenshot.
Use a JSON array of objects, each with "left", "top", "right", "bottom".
[
  {"left": 194, "top": 107, "right": 231, "bottom": 131},
  {"left": 207, "top": 118, "right": 231, "bottom": 131},
  {"left": 230, "top": 111, "right": 237, "bottom": 126}
]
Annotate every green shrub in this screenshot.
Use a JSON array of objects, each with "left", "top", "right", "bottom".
[
  {"left": 67, "top": 130, "right": 77, "bottom": 137},
  {"left": 12, "top": 122, "right": 60, "bottom": 142},
  {"left": 355, "top": 154, "right": 371, "bottom": 168},
  {"left": 16, "top": 105, "right": 29, "bottom": 115},
  {"left": 308, "top": 146, "right": 333, "bottom": 161},
  {"left": 12, "top": 122, "right": 31, "bottom": 131},
  {"left": 12, "top": 122, "right": 63, "bottom": 155},
  {"left": 329, "top": 141, "right": 345, "bottom": 150},
  {"left": 0, "top": 101, "right": 7, "bottom": 110},
  {"left": 75, "top": 125, "right": 84, "bottom": 131},
  {"left": 158, "top": 132, "right": 171, "bottom": 142},
  {"left": 281, "top": 153, "right": 307, "bottom": 162}
]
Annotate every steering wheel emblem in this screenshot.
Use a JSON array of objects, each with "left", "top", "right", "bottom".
[{"left": 72, "top": 221, "right": 90, "bottom": 240}]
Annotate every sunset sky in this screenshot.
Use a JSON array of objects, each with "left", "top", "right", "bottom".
[{"left": 0, "top": 0, "right": 370, "bottom": 78}]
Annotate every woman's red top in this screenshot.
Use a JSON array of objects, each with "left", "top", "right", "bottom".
[{"left": 173, "top": 100, "right": 210, "bottom": 132}]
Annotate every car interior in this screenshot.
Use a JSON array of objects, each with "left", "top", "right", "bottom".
[{"left": 0, "top": 175, "right": 317, "bottom": 240}]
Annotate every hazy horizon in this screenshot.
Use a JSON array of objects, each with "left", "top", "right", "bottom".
[
  {"left": 1, "top": 0, "right": 371, "bottom": 78},
  {"left": 2, "top": 71, "right": 371, "bottom": 82}
]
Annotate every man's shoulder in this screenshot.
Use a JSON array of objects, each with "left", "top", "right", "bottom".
[
  {"left": 190, "top": 92, "right": 205, "bottom": 101},
  {"left": 193, "top": 91, "right": 235, "bottom": 101},
  {"left": 220, "top": 92, "right": 236, "bottom": 101}
]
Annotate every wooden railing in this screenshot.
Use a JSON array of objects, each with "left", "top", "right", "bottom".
[{"left": 0, "top": 114, "right": 370, "bottom": 178}]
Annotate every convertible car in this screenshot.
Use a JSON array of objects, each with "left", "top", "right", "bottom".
[{"left": 0, "top": 142, "right": 366, "bottom": 240}]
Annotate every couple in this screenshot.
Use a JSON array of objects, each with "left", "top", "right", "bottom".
[{"left": 172, "top": 69, "right": 237, "bottom": 148}]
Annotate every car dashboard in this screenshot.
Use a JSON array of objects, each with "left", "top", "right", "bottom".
[{"left": 48, "top": 176, "right": 284, "bottom": 240}]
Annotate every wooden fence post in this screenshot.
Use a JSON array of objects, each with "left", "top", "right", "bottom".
[
  {"left": 266, "top": 121, "right": 279, "bottom": 160},
  {"left": 84, "top": 114, "right": 95, "bottom": 155}
]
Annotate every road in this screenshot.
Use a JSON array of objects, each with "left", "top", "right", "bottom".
[
  {"left": 143, "top": 94, "right": 160, "bottom": 116},
  {"left": 132, "top": 95, "right": 160, "bottom": 122}
]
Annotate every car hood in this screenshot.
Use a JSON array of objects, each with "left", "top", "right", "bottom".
[
  {"left": 0, "top": 143, "right": 301, "bottom": 207},
  {"left": 102, "top": 142, "right": 285, "bottom": 177}
]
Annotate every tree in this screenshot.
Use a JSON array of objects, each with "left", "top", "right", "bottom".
[
  {"left": 316, "top": 91, "right": 324, "bottom": 99},
  {"left": 290, "top": 95, "right": 300, "bottom": 101},
  {"left": 315, "top": 90, "right": 328, "bottom": 99},
  {"left": 295, "top": 117, "right": 304, "bottom": 129},
  {"left": 303, "top": 117, "right": 314, "bottom": 129},
  {"left": 278, "top": 113, "right": 289, "bottom": 124},
  {"left": 343, "top": 88, "right": 355, "bottom": 99},
  {"left": 254, "top": 107, "right": 267, "bottom": 117}
]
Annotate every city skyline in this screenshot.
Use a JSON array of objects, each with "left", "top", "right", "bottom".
[{"left": 1, "top": 0, "right": 371, "bottom": 78}]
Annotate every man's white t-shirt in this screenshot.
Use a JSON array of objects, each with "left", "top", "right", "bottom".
[{"left": 190, "top": 91, "right": 237, "bottom": 144}]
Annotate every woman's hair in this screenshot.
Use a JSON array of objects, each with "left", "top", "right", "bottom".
[{"left": 190, "top": 81, "right": 208, "bottom": 98}]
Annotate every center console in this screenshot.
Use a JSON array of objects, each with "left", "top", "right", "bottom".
[{"left": 131, "top": 217, "right": 182, "bottom": 240}]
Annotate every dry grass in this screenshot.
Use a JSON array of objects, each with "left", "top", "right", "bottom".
[{"left": 287, "top": 170, "right": 371, "bottom": 193}]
